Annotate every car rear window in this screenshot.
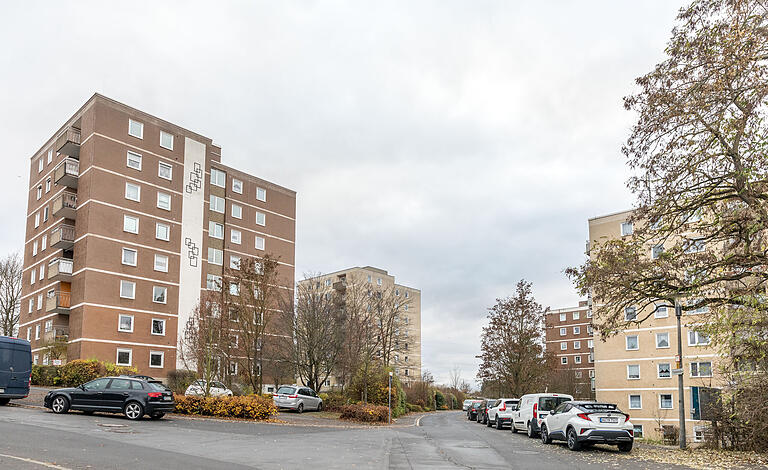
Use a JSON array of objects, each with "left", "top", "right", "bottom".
[
  {"left": 277, "top": 386, "right": 296, "bottom": 395},
  {"left": 579, "top": 403, "right": 618, "bottom": 411},
  {"left": 538, "top": 397, "right": 571, "bottom": 411},
  {"left": 147, "top": 382, "right": 168, "bottom": 391},
  {"left": 505, "top": 400, "right": 516, "bottom": 406}
]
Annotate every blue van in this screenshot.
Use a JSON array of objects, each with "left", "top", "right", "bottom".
[{"left": 0, "top": 336, "right": 32, "bottom": 405}]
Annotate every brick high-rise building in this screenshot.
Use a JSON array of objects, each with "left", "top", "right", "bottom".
[
  {"left": 21, "top": 94, "right": 296, "bottom": 383},
  {"left": 544, "top": 300, "right": 595, "bottom": 399}
]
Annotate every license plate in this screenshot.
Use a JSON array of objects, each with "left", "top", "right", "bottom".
[
  {"left": 0, "top": 388, "right": 4, "bottom": 393},
  {"left": 164, "top": 396, "right": 171, "bottom": 401},
  {"left": 600, "top": 417, "right": 619, "bottom": 423}
]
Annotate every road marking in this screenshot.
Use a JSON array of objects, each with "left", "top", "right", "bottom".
[{"left": 0, "top": 453, "right": 71, "bottom": 469}]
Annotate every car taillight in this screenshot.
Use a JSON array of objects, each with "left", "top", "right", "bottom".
[
  {"left": 577, "top": 413, "right": 592, "bottom": 421},
  {"left": 148, "top": 392, "right": 163, "bottom": 398},
  {"left": 624, "top": 414, "right": 630, "bottom": 422},
  {"left": 533, "top": 403, "right": 538, "bottom": 420},
  {"left": 288, "top": 394, "right": 298, "bottom": 398},
  {"left": 500, "top": 403, "right": 506, "bottom": 411},
  {"left": 629, "top": 429, "right": 634, "bottom": 437}
]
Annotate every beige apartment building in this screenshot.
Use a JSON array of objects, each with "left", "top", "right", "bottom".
[
  {"left": 544, "top": 301, "right": 595, "bottom": 399},
  {"left": 299, "top": 266, "right": 422, "bottom": 387},
  {"left": 588, "top": 210, "right": 722, "bottom": 442},
  {"left": 21, "top": 94, "right": 296, "bottom": 383}
]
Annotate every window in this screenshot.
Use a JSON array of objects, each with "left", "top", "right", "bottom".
[
  {"left": 47, "top": 149, "right": 53, "bottom": 164},
  {"left": 38, "top": 294, "right": 44, "bottom": 310},
  {"left": 128, "top": 119, "right": 143, "bottom": 139},
  {"left": 208, "top": 221, "right": 224, "bottom": 239},
  {"left": 36, "top": 185, "right": 42, "bottom": 200},
  {"left": 559, "top": 313, "right": 566, "bottom": 322},
  {"left": 152, "top": 286, "right": 167, "bottom": 304},
  {"left": 256, "top": 211, "right": 266, "bottom": 226},
  {"left": 210, "top": 195, "right": 225, "bottom": 213},
  {"left": 656, "top": 332, "right": 670, "bottom": 348},
  {"left": 659, "top": 393, "right": 673, "bottom": 409},
  {"left": 127, "top": 151, "right": 142, "bottom": 170},
  {"left": 229, "top": 282, "right": 240, "bottom": 296},
  {"left": 587, "top": 325, "right": 593, "bottom": 335},
  {"left": 116, "top": 348, "right": 133, "bottom": 366},
  {"left": 626, "top": 335, "right": 639, "bottom": 350},
  {"left": 46, "top": 178, "right": 51, "bottom": 192},
  {"left": 32, "top": 242, "right": 38, "bottom": 257},
  {"left": 572, "top": 311, "right": 580, "bottom": 320},
  {"left": 588, "top": 352, "right": 594, "bottom": 363},
  {"left": 38, "top": 158, "right": 43, "bottom": 173},
  {"left": 230, "top": 229, "right": 241, "bottom": 244},
  {"left": 232, "top": 178, "right": 243, "bottom": 194},
  {"left": 125, "top": 182, "right": 141, "bottom": 202},
  {"left": 43, "top": 207, "right": 49, "bottom": 222},
  {"left": 33, "top": 354, "right": 39, "bottom": 365},
  {"left": 160, "top": 131, "right": 174, "bottom": 150},
  {"left": 120, "top": 280, "right": 136, "bottom": 299},
  {"left": 154, "top": 254, "right": 168, "bottom": 272},
  {"left": 573, "top": 326, "right": 580, "bottom": 335},
  {"left": 587, "top": 339, "right": 594, "bottom": 348},
  {"left": 627, "top": 364, "right": 640, "bottom": 379},
  {"left": 230, "top": 255, "right": 241, "bottom": 270},
  {"left": 211, "top": 168, "right": 226, "bottom": 187},
  {"left": 560, "top": 342, "right": 567, "bottom": 351},
  {"left": 206, "top": 274, "right": 222, "bottom": 290},
  {"left": 41, "top": 235, "right": 47, "bottom": 251},
  {"left": 30, "top": 269, "right": 35, "bottom": 285},
  {"left": 685, "top": 238, "right": 706, "bottom": 253},
  {"left": 633, "top": 425, "right": 644, "bottom": 439},
  {"left": 624, "top": 306, "right": 637, "bottom": 321},
  {"left": 574, "top": 341, "right": 581, "bottom": 349},
  {"left": 256, "top": 187, "right": 266, "bottom": 202},
  {"left": 39, "top": 265, "right": 44, "bottom": 280},
  {"left": 26, "top": 327, "right": 31, "bottom": 341},
  {"left": 123, "top": 215, "right": 139, "bottom": 234},
  {"left": 34, "top": 212, "right": 39, "bottom": 228},
  {"left": 561, "top": 357, "right": 568, "bottom": 365},
  {"left": 157, "top": 192, "right": 171, "bottom": 210},
  {"left": 158, "top": 162, "right": 173, "bottom": 180},
  {"left": 586, "top": 310, "right": 593, "bottom": 318},
  {"left": 43, "top": 354, "right": 49, "bottom": 366},
  {"left": 151, "top": 319, "right": 166, "bottom": 336},
  {"left": 589, "top": 369, "right": 595, "bottom": 378},
  {"left": 688, "top": 330, "right": 710, "bottom": 346},
  {"left": 655, "top": 305, "right": 669, "bottom": 318},
  {"left": 35, "top": 324, "right": 40, "bottom": 340},
  {"left": 690, "top": 361, "right": 712, "bottom": 377},
  {"left": 559, "top": 327, "right": 566, "bottom": 336},
  {"left": 208, "top": 248, "right": 223, "bottom": 265},
  {"left": 45, "top": 320, "right": 52, "bottom": 332},
  {"left": 629, "top": 395, "right": 642, "bottom": 409},
  {"left": 574, "top": 371, "right": 582, "bottom": 378},
  {"left": 155, "top": 222, "right": 170, "bottom": 241},
  {"left": 694, "top": 426, "right": 704, "bottom": 442},
  {"left": 231, "top": 203, "right": 242, "bottom": 219},
  {"left": 122, "top": 247, "right": 137, "bottom": 266},
  {"left": 621, "top": 221, "right": 633, "bottom": 236},
  {"left": 149, "top": 351, "right": 164, "bottom": 368},
  {"left": 28, "top": 299, "right": 33, "bottom": 313},
  {"left": 574, "top": 356, "right": 582, "bottom": 364},
  {"left": 255, "top": 236, "right": 265, "bottom": 251},
  {"left": 658, "top": 363, "right": 671, "bottom": 378},
  {"left": 118, "top": 314, "right": 134, "bottom": 332},
  {"left": 652, "top": 244, "right": 664, "bottom": 259}
]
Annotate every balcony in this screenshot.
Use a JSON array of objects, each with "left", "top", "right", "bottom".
[
  {"left": 43, "top": 326, "right": 69, "bottom": 343},
  {"left": 333, "top": 280, "right": 347, "bottom": 291},
  {"left": 54, "top": 158, "right": 79, "bottom": 189},
  {"left": 55, "top": 127, "right": 80, "bottom": 158},
  {"left": 47, "top": 258, "right": 73, "bottom": 281},
  {"left": 46, "top": 291, "right": 71, "bottom": 314},
  {"left": 50, "top": 225, "right": 76, "bottom": 250},
  {"left": 52, "top": 191, "right": 77, "bottom": 219}
]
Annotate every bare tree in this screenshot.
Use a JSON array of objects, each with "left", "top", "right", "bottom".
[
  {"left": 180, "top": 291, "right": 226, "bottom": 396},
  {"left": 448, "top": 365, "right": 462, "bottom": 393},
  {"left": 0, "top": 253, "right": 23, "bottom": 337}
]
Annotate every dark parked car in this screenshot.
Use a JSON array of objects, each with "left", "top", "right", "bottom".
[
  {"left": 44, "top": 376, "right": 174, "bottom": 420},
  {"left": 467, "top": 400, "right": 483, "bottom": 421},
  {"left": 0, "top": 336, "right": 32, "bottom": 406},
  {"left": 477, "top": 399, "right": 497, "bottom": 425}
]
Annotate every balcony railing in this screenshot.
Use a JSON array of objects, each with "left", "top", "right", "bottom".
[
  {"left": 54, "top": 158, "right": 79, "bottom": 189},
  {"left": 43, "top": 327, "right": 69, "bottom": 342},
  {"left": 46, "top": 291, "right": 71, "bottom": 314},
  {"left": 52, "top": 191, "right": 77, "bottom": 219},
  {"left": 333, "top": 280, "right": 347, "bottom": 291},
  {"left": 47, "top": 258, "right": 73, "bottom": 281},
  {"left": 55, "top": 127, "right": 81, "bottom": 158},
  {"left": 50, "top": 225, "right": 76, "bottom": 250}
]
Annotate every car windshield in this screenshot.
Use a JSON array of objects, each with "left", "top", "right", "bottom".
[
  {"left": 538, "top": 397, "right": 571, "bottom": 411},
  {"left": 277, "top": 386, "right": 296, "bottom": 395}
]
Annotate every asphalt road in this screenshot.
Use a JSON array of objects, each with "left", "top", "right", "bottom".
[{"left": 0, "top": 406, "right": 694, "bottom": 469}]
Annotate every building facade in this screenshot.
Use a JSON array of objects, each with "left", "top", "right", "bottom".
[
  {"left": 21, "top": 94, "right": 296, "bottom": 382},
  {"left": 588, "top": 210, "right": 722, "bottom": 442},
  {"left": 298, "top": 266, "right": 422, "bottom": 387},
  {"left": 544, "top": 300, "right": 595, "bottom": 399}
]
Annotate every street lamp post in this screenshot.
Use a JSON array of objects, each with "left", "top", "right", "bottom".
[
  {"left": 675, "top": 302, "right": 687, "bottom": 449},
  {"left": 388, "top": 371, "right": 393, "bottom": 425}
]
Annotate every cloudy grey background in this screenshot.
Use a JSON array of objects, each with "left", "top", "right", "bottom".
[{"left": 0, "top": 1, "right": 684, "bottom": 386}]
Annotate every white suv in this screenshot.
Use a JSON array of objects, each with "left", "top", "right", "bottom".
[
  {"left": 540, "top": 401, "right": 634, "bottom": 452},
  {"left": 486, "top": 398, "right": 518, "bottom": 429},
  {"left": 511, "top": 393, "right": 573, "bottom": 437}
]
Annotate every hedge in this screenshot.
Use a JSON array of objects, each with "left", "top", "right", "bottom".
[
  {"left": 167, "top": 369, "right": 197, "bottom": 394},
  {"left": 173, "top": 394, "right": 277, "bottom": 420},
  {"left": 32, "top": 360, "right": 138, "bottom": 387},
  {"left": 339, "top": 403, "right": 390, "bottom": 423}
]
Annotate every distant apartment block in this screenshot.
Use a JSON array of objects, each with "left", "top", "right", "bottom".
[
  {"left": 588, "top": 210, "right": 722, "bottom": 442},
  {"left": 544, "top": 300, "right": 595, "bottom": 399},
  {"left": 299, "top": 266, "right": 422, "bottom": 387},
  {"left": 21, "top": 94, "right": 296, "bottom": 383}
]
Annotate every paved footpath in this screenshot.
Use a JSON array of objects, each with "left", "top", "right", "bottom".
[{"left": 0, "top": 405, "right": 696, "bottom": 469}]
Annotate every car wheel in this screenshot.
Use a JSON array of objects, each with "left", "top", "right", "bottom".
[
  {"left": 618, "top": 442, "right": 633, "bottom": 453},
  {"left": 486, "top": 417, "right": 492, "bottom": 427},
  {"left": 150, "top": 412, "right": 165, "bottom": 420},
  {"left": 527, "top": 421, "right": 537, "bottom": 438},
  {"left": 541, "top": 425, "right": 552, "bottom": 444},
  {"left": 496, "top": 419, "right": 503, "bottom": 430},
  {"left": 0, "top": 398, "right": 11, "bottom": 406},
  {"left": 124, "top": 401, "right": 144, "bottom": 420},
  {"left": 511, "top": 422, "right": 518, "bottom": 433},
  {"left": 567, "top": 427, "right": 581, "bottom": 451},
  {"left": 297, "top": 403, "right": 304, "bottom": 414},
  {"left": 317, "top": 402, "right": 323, "bottom": 412},
  {"left": 51, "top": 396, "right": 69, "bottom": 414}
]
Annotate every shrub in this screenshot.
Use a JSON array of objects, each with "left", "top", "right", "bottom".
[
  {"left": 339, "top": 403, "right": 389, "bottom": 423},
  {"left": 348, "top": 365, "right": 408, "bottom": 418},
  {"left": 56, "top": 360, "right": 137, "bottom": 387},
  {"left": 321, "top": 391, "right": 348, "bottom": 411},
  {"left": 407, "top": 403, "right": 424, "bottom": 413},
  {"left": 174, "top": 394, "right": 277, "bottom": 420},
  {"left": 31, "top": 365, "right": 60, "bottom": 386},
  {"left": 167, "top": 369, "right": 198, "bottom": 394},
  {"left": 435, "top": 390, "right": 446, "bottom": 409}
]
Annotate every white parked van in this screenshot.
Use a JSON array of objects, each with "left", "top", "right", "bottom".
[{"left": 511, "top": 393, "right": 573, "bottom": 437}]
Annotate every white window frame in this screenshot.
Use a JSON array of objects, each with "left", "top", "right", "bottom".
[
  {"left": 157, "top": 191, "right": 171, "bottom": 211},
  {"left": 121, "top": 247, "right": 137, "bottom": 266},
  {"left": 158, "top": 162, "right": 173, "bottom": 181},
  {"left": 559, "top": 313, "right": 566, "bottom": 322},
  {"left": 573, "top": 341, "right": 581, "bottom": 349},
  {"left": 35, "top": 324, "right": 40, "bottom": 340},
  {"left": 125, "top": 182, "right": 141, "bottom": 202},
  {"left": 559, "top": 327, "right": 566, "bottom": 336},
  {"left": 153, "top": 286, "right": 167, "bottom": 304},
  {"left": 154, "top": 254, "right": 169, "bottom": 273},
  {"left": 232, "top": 178, "right": 243, "bottom": 194},
  {"left": 652, "top": 244, "right": 664, "bottom": 259},
  {"left": 230, "top": 255, "right": 241, "bottom": 270},
  {"left": 41, "top": 235, "right": 47, "bottom": 251},
  {"left": 47, "top": 149, "right": 53, "bottom": 164},
  {"left": 120, "top": 280, "right": 136, "bottom": 299},
  {"left": 621, "top": 221, "right": 633, "bottom": 236},
  {"left": 208, "top": 248, "right": 223, "bottom": 266},
  {"left": 37, "top": 185, "right": 42, "bottom": 200},
  {"left": 118, "top": 314, "right": 134, "bottom": 332},
  {"left": 627, "top": 364, "right": 640, "bottom": 380},
  {"left": 149, "top": 350, "right": 165, "bottom": 368},
  {"left": 155, "top": 222, "right": 170, "bottom": 241},
  {"left": 231, "top": 203, "right": 242, "bottom": 219},
  {"left": 39, "top": 265, "right": 44, "bottom": 280},
  {"left": 690, "top": 361, "right": 713, "bottom": 378},
  {"left": 655, "top": 305, "right": 669, "bottom": 318},
  {"left": 573, "top": 326, "right": 580, "bottom": 335},
  {"left": 206, "top": 274, "right": 222, "bottom": 290},
  {"left": 116, "top": 348, "right": 133, "bottom": 366},
  {"left": 229, "top": 282, "right": 240, "bottom": 296},
  {"left": 123, "top": 215, "right": 139, "bottom": 234},
  {"left": 255, "top": 211, "right": 266, "bottom": 226},
  {"left": 45, "top": 320, "right": 52, "bottom": 332},
  {"left": 209, "top": 221, "right": 224, "bottom": 239},
  {"left": 688, "top": 330, "right": 710, "bottom": 346},
  {"left": 128, "top": 119, "right": 144, "bottom": 139},
  {"left": 572, "top": 311, "right": 580, "bottom": 320},
  {"left": 255, "top": 236, "right": 265, "bottom": 251},
  {"left": 230, "top": 229, "right": 241, "bottom": 245},
  {"left": 624, "top": 306, "right": 637, "bottom": 321},
  {"left": 34, "top": 212, "right": 40, "bottom": 228},
  {"left": 656, "top": 332, "right": 670, "bottom": 349},
  {"left": 211, "top": 168, "right": 226, "bottom": 187},
  {"left": 210, "top": 195, "right": 225, "bottom": 213},
  {"left": 560, "top": 357, "right": 568, "bottom": 365},
  {"left": 38, "top": 158, "right": 43, "bottom": 173},
  {"left": 127, "top": 151, "right": 142, "bottom": 170},
  {"left": 626, "top": 335, "right": 639, "bottom": 351},
  {"left": 160, "top": 131, "right": 174, "bottom": 150},
  {"left": 256, "top": 187, "right": 266, "bottom": 202},
  {"left": 151, "top": 318, "right": 166, "bottom": 336},
  {"left": 46, "top": 177, "right": 51, "bottom": 192},
  {"left": 574, "top": 355, "right": 582, "bottom": 364},
  {"left": 32, "top": 242, "right": 38, "bottom": 257},
  {"left": 560, "top": 342, "right": 567, "bottom": 351},
  {"left": 629, "top": 394, "right": 642, "bottom": 409},
  {"left": 658, "top": 362, "right": 672, "bottom": 378},
  {"left": 43, "top": 206, "right": 49, "bottom": 222},
  {"left": 659, "top": 393, "right": 674, "bottom": 409}
]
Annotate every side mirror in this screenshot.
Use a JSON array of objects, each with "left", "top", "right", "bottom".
[{"left": 80, "top": 384, "right": 86, "bottom": 390}]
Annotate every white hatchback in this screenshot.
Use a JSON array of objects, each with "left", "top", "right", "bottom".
[
  {"left": 184, "top": 380, "right": 234, "bottom": 397},
  {"left": 540, "top": 401, "right": 634, "bottom": 452},
  {"left": 486, "top": 398, "right": 519, "bottom": 429}
]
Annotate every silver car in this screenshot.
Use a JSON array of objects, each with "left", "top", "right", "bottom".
[{"left": 273, "top": 385, "right": 323, "bottom": 413}]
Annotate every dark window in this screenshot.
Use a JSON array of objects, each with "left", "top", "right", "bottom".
[
  {"left": 277, "top": 386, "right": 296, "bottom": 395},
  {"left": 108, "top": 379, "right": 132, "bottom": 390},
  {"left": 538, "top": 397, "right": 571, "bottom": 412},
  {"left": 83, "top": 378, "right": 110, "bottom": 391},
  {"left": 131, "top": 381, "right": 146, "bottom": 390}
]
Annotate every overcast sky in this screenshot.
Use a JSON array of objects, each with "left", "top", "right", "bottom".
[{"left": 1, "top": 1, "right": 685, "bottom": 386}]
